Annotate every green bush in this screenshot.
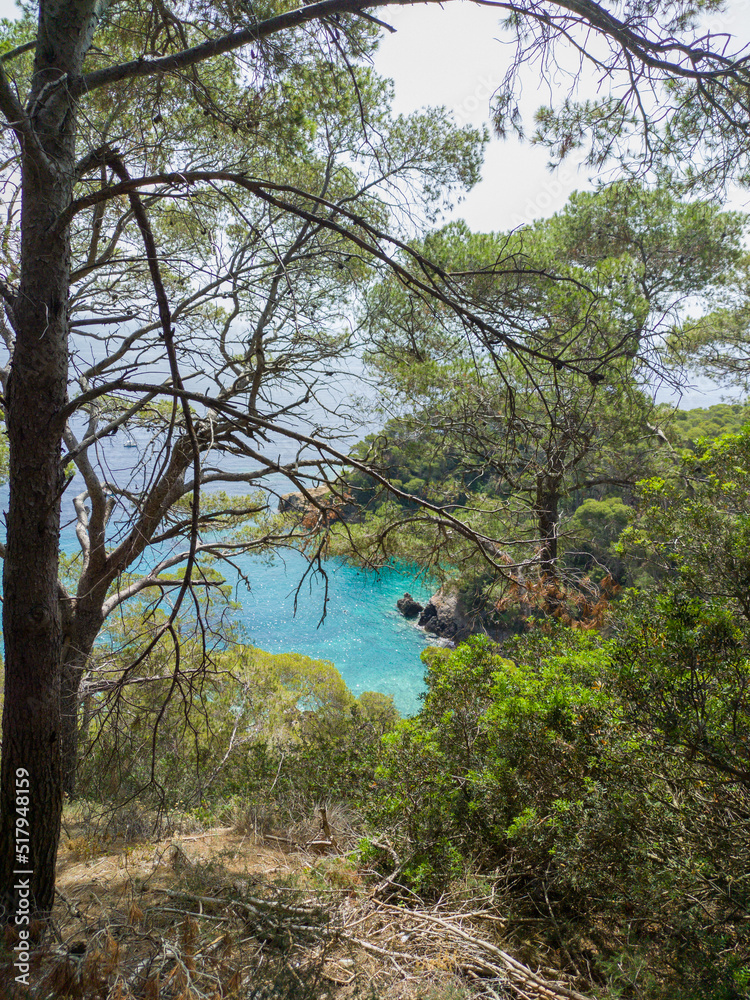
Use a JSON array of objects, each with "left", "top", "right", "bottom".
[
  {"left": 368, "top": 623, "right": 750, "bottom": 998},
  {"left": 78, "top": 640, "right": 395, "bottom": 818}
]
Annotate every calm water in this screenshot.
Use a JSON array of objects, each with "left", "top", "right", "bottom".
[
  {"left": 57, "top": 500, "right": 439, "bottom": 716},
  {"left": 232, "top": 550, "right": 439, "bottom": 714},
  {"left": 1, "top": 334, "right": 724, "bottom": 717}
]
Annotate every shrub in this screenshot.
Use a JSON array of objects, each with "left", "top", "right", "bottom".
[{"left": 369, "top": 623, "right": 750, "bottom": 998}]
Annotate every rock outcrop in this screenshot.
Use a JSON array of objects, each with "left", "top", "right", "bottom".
[
  {"left": 417, "top": 589, "right": 473, "bottom": 641},
  {"left": 398, "top": 585, "right": 514, "bottom": 646},
  {"left": 278, "top": 486, "right": 358, "bottom": 523},
  {"left": 396, "top": 593, "right": 424, "bottom": 618}
]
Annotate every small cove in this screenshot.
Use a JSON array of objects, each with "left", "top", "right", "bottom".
[
  {"left": 231, "top": 550, "right": 440, "bottom": 715},
  {"left": 2, "top": 400, "right": 441, "bottom": 716},
  {"left": 52, "top": 507, "right": 440, "bottom": 717}
]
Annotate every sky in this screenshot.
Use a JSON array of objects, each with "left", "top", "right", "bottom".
[
  {"left": 371, "top": 0, "right": 750, "bottom": 232},
  {"left": 1, "top": 0, "right": 746, "bottom": 231},
  {"left": 369, "top": 0, "right": 749, "bottom": 405},
  {"left": 372, "top": 2, "right": 595, "bottom": 232}
]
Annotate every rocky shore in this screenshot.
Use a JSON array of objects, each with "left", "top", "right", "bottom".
[
  {"left": 397, "top": 589, "right": 476, "bottom": 641},
  {"left": 397, "top": 587, "right": 514, "bottom": 645},
  {"left": 278, "top": 486, "right": 359, "bottom": 523}
]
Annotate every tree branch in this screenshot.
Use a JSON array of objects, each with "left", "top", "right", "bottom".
[
  {"left": 0, "top": 63, "right": 52, "bottom": 173},
  {"left": 75, "top": 0, "right": 410, "bottom": 96},
  {"left": 73, "top": 0, "right": 750, "bottom": 101},
  {"left": 52, "top": 169, "right": 605, "bottom": 375},
  {"left": 0, "top": 41, "right": 36, "bottom": 64}
]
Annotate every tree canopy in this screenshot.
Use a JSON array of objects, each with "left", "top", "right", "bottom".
[
  {"left": 339, "top": 182, "right": 748, "bottom": 618},
  {"left": 1, "top": 0, "right": 486, "bottom": 807}
]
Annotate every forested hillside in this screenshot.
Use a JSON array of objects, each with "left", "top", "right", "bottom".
[
  {"left": 10, "top": 399, "right": 747, "bottom": 1000},
  {"left": 1, "top": 0, "right": 750, "bottom": 998}
]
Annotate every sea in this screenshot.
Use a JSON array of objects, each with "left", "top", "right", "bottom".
[
  {"left": 230, "top": 549, "right": 439, "bottom": 714},
  {"left": 4, "top": 349, "right": 726, "bottom": 717}
]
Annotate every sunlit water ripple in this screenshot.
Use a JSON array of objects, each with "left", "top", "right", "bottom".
[{"left": 232, "top": 550, "right": 439, "bottom": 715}]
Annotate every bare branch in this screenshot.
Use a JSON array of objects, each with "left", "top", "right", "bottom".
[
  {"left": 52, "top": 169, "right": 607, "bottom": 375},
  {"left": 0, "top": 62, "right": 52, "bottom": 172}
]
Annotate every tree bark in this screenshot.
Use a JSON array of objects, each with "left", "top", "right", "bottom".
[
  {"left": 59, "top": 603, "right": 106, "bottom": 798},
  {"left": 536, "top": 474, "right": 560, "bottom": 579},
  {"left": 60, "top": 658, "right": 87, "bottom": 800},
  {"left": 0, "top": 162, "right": 70, "bottom": 920},
  {"left": 0, "top": 0, "right": 99, "bottom": 923}
]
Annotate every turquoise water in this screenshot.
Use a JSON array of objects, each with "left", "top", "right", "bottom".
[
  {"left": 232, "top": 550, "right": 439, "bottom": 715},
  {"left": 55, "top": 505, "right": 440, "bottom": 716}
]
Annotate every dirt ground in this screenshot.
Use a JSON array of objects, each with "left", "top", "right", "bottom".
[
  {"left": 56, "top": 825, "right": 300, "bottom": 916},
  {"left": 0, "top": 820, "right": 588, "bottom": 1000}
]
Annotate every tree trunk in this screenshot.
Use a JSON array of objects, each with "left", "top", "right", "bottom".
[
  {"left": 0, "top": 162, "right": 70, "bottom": 919},
  {"left": 60, "top": 661, "right": 86, "bottom": 800},
  {"left": 60, "top": 609, "right": 105, "bottom": 799},
  {"left": 0, "top": 0, "right": 99, "bottom": 923},
  {"left": 536, "top": 475, "right": 560, "bottom": 578},
  {"left": 80, "top": 694, "right": 93, "bottom": 755}
]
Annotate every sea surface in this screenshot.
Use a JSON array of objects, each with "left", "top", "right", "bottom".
[
  {"left": 1, "top": 364, "right": 441, "bottom": 717},
  {"left": 7, "top": 353, "right": 721, "bottom": 718},
  {"left": 231, "top": 550, "right": 440, "bottom": 715},
  {"left": 53, "top": 481, "right": 440, "bottom": 717}
]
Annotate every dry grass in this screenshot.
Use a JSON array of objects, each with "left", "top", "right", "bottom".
[{"left": 0, "top": 813, "right": 593, "bottom": 1000}]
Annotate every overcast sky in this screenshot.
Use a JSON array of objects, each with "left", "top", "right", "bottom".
[
  {"left": 1, "top": 0, "right": 747, "bottom": 232},
  {"left": 369, "top": 1, "right": 749, "bottom": 406},
  {"left": 0, "top": 0, "right": 592, "bottom": 232},
  {"left": 372, "top": 2, "right": 593, "bottom": 232},
  {"left": 371, "top": 1, "right": 750, "bottom": 232}
]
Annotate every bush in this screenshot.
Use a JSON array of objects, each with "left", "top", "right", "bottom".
[{"left": 369, "top": 624, "right": 750, "bottom": 998}]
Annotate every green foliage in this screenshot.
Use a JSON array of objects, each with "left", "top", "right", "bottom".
[
  {"left": 342, "top": 399, "right": 750, "bottom": 605},
  {"left": 355, "top": 690, "right": 400, "bottom": 732},
  {"left": 371, "top": 634, "right": 621, "bottom": 891},
  {"left": 340, "top": 182, "right": 747, "bottom": 616},
  {"left": 81, "top": 637, "right": 346, "bottom": 805},
  {"left": 542, "top": 182, "right": 746, "bottom": 307},
  {"left": 662, "top": 402, "right": 750, "bottom": 451},
  {"left": 607, "top": 593, "right": 750, "bottom": 1000},
  {"left": 347, "top": 415, "right": 475, "bottom": 508},
  {"left": 78, "top": 622, "right": 400, "bottom": 826},
  {"left": 666, "top": 251, "right": 750, "bottom": 393},
  {"left": 530, "top": 69, "right": 750, "bottom": 196},
  {"left": 74, "top": 531, "right": 750, "bottom": 1000},
  {"left": 563, "top": 496, "right": 632, "bottom": 580},
  {"left": 0, "top": 3, "right": 488, "bottom": 805},
  {"left": 567, "top": 496, "right": 631, "bottom": 547},
  {"left": 620, "top": 424, "right": 750, "bottom": 614},
  {"left": 614, "top": 591, "right": 750, "bottom": 787},
  {"left": 367, "top": 619, "right": 750, "bottom": 998}
]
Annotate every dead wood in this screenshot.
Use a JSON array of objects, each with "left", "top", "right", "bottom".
[{"left": 32, "top": 839, "right": 597, "bottom": 1000}]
